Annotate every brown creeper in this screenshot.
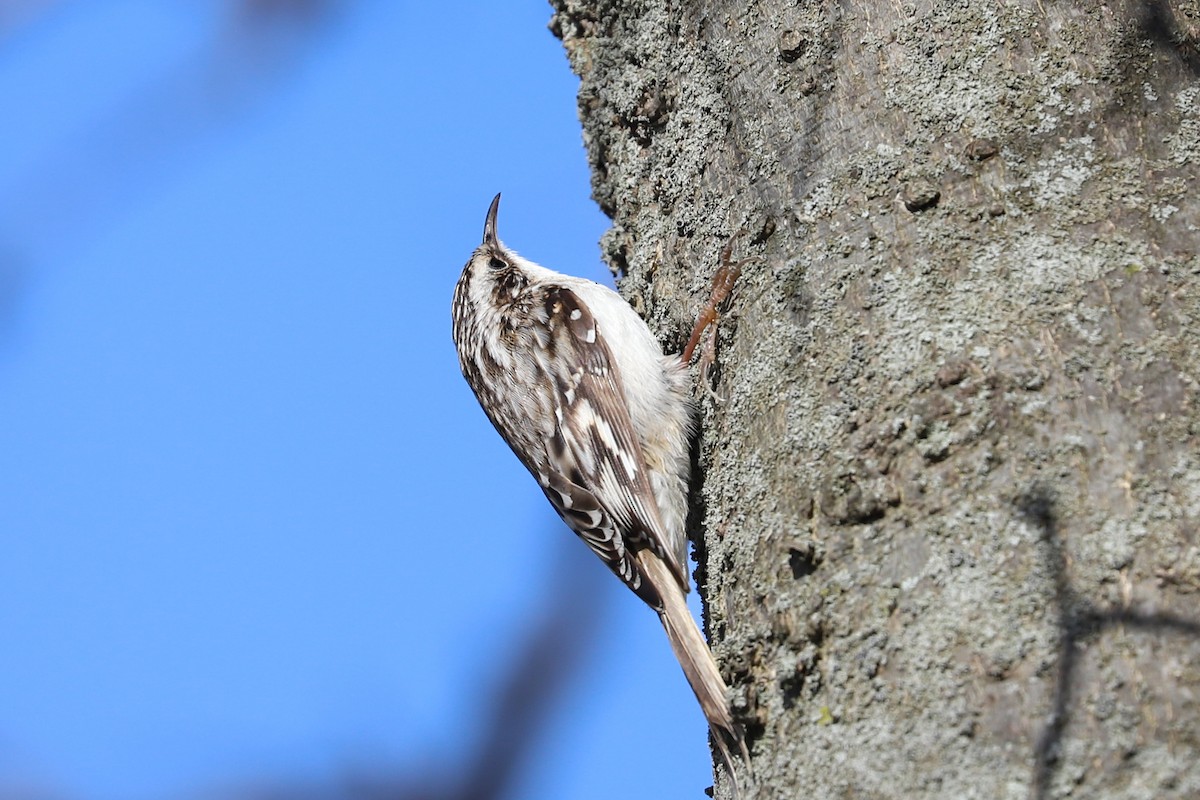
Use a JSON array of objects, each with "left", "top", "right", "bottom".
[{"left": 451, "top": 195, "right": 749, "bottom": 787}]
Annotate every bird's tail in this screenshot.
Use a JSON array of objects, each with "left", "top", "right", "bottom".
[{"left": 638, "top": 552, "right": 750, "bottom": 796}]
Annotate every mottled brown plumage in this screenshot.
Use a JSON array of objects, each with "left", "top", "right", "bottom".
[{"left": 451, "top": 194, "right": 748, "bottom": 793}]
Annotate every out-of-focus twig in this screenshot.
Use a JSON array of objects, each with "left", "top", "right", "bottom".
[
  {"left": 0, "top": 1, "right": 352, "bottom": 349},
  {"left": 200, "top": 532, "right": 608, "bottom": 800}
]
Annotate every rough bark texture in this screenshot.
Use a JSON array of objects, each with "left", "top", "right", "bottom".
[{"left": 549, "top": 1, "right": 1200, "bottom": 798}]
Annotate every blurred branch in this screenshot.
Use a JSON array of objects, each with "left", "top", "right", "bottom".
[
  {"left": 0, "top": 1, "right": 54, "bottom": 38},
  {"left": 451, "top": 538, "right": 605, "bottom": 800},
  {"left": 0, "top": 0, "right": 350, "bottom": 256},
  {"left": 206, "top": 532, "right": 608, "bottom": 800},
  {"left": 0, "top": 531, "right": 609, "bottom": 800},
  {"left": 0, "top": 1, "right": 353, "bottom": 349}
]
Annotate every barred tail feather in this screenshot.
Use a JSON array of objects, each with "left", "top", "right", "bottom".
[{"left": 637, "top": 552, "right": 750, "bottom": 797}]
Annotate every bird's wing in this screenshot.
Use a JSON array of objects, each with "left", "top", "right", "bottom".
[{"left": 532, "top": 285, "right": 688, "bottom": 600}]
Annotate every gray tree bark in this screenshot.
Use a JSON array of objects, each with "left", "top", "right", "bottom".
[{"left": 549, "top": 1, "right": 1200, "bottom": 798}]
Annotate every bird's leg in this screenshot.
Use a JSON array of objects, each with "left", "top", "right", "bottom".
[
  {"left": 698, "top": 316, "right": 723, "bottom": 398},
  {"left": 683, "top": 236, "right": 756, "bottom": 402},
  {"left": 682, "top": 236, "right": 743, "bottom": 364}
]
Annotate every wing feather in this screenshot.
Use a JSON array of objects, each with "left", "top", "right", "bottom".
[{"left": 534, "top": 286, "right": 688, "bottom": 598}]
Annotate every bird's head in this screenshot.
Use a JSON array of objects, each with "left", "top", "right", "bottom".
[{"left": 460, "top": 193, "right": 532, "bottom": 309}]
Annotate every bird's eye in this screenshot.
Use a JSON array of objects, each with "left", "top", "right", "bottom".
[{"left": 488, "top": 257, "right": 506, "bottom": 270}]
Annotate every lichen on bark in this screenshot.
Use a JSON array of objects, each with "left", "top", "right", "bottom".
[{"left": 550, "top": 1, "right": 1200, "bottom": 797}]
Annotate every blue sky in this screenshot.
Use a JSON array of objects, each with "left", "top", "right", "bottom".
[{"left": 0, "top": 3, "right": 714, "bottom": 799}]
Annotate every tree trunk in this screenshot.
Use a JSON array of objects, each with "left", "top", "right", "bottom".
[{"left": 549, "top": 0, "right": 1200, "bottom": 797}]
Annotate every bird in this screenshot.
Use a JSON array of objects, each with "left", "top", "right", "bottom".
[{"left": 451, "top": 193, "right": 749, "bottom": 791}]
